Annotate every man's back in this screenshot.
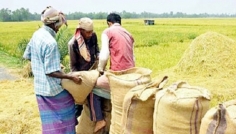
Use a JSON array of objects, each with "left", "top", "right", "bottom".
[{"left": 103, "top": 23, "right": 135, "bottom": 71}]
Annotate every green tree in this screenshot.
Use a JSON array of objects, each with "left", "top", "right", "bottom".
[{"left": 0, "top": 8, "right": 12, "bottom": 21}]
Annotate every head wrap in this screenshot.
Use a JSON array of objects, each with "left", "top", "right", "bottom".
[
  {"left": 77, "top": 17, "right": 93, "bottom": 31},
  {"left": 41, "top": 6, "right": 67, "bottom": 27}
]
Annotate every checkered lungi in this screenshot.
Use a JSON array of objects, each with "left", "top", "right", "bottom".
[{"left": 36, "top": 90, "right": 76, "bottom": 134}]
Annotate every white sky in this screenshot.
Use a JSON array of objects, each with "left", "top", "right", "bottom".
[{"left": 0, "top": 0, "right": 235, "bottom": 14}]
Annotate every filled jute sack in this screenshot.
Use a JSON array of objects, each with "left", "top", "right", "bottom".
[
  {"left": 154, "top": 81, "right": 211, "bottom": 134},
  {"left": 76, "top": 99, "right": 112, "bottom": 134},
  {"left": 106, "top": 67, "right": 152, "bottom": 134},
  {"left": 199, "top": 99, "right": 236, "bottom": 134},
  {"left": 121, "top": 76, "right": 168, "bottom": 134},
  {"left": 61, "top": 70, "right": 99, "bottom": 104}
]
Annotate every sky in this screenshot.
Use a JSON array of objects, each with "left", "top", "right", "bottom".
[{"left": 1, "top": 0, "right": 235, "bottom": 15}]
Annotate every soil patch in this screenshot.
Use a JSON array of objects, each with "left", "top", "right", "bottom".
[{"left": 0, "top": 67, "right": 17, "bottom": 80}]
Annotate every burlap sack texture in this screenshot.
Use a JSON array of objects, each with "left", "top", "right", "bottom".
[
  {"left": 76, "top": 99, "right": 112, "bottom": 134},
  {"left": 61, "top": 70, "right": 99, "bottom": 104},
  {"left": 106, "top": 67, "right": 152, "bottom": 134},
  {"left": 154, "top": 81, "right": 211, "bottom": 134},
  {"left": 121, "top": 76, "right": 168, "bottom": 134},
  {"left": 200, "top": 99, "right": 236, "bottom": 134}
]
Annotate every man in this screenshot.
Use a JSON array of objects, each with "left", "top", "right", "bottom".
[
  {"left": 98, "top": 13, "right": 135, "bottom": 73},
  {"left": 68, "top": 17, "right": 100, "bottom": 126},
  {"left": 23, "top": 6, "right": 81, "bottom": 134},
  {"left": 94, "top": 13, "right": 135, "bottom": 132},
  {"left": 96, "top": 13, "right": 135, "bottom": 89}
]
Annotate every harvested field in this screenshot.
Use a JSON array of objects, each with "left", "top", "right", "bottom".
[{"left": 0, "top": 78, "right": 41, "bottom": 134}]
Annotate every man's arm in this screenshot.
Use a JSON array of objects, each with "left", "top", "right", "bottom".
[
  {"left": 23, "top": 40, "right": 32, "bottom": 61},
  {"left": 47, "top": 71, "right": 81, "bottom": 84},
  {"left": 93, "top": 33, "right": 100, "bottom": 59},
  {"left": 44, "top": 42, "right": 81, "bottom": 84},
  {"left": 68, "top": 36, "right": 78, "bottom": 72},
  {"left": 97, "top": 33, "right": 109, "bottom": 73}
]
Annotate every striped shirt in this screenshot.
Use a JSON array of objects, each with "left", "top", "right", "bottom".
[{"left": 23, "top": 25, "right": 63, "bottom": 96}]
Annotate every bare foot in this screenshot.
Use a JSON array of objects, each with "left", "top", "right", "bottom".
[{"left": 94, "top": 120, "right": 106, "bottom": 133}]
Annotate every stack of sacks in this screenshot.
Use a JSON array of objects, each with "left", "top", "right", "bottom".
[
  {"left": 154, "top": 81, "right": 211, "bottom": 134},
  {"left": 200, "top": 99, "right": 236, "bottom": 134},
  {"left": 61, "top": 70, "right": 99, "bottom": 104},
  {"left": 106, "top": 67, "right": 152, "bottom": 134},
  {"left": 121, "top": 76, "right": 168, "bottom": 134}
]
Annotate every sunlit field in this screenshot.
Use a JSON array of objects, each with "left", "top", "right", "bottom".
[
  {"left": 1, "top": 18, "right": 236, "bottom": 133},
  {"left": 1, "top": 18, "right": 236, "bottom": 73}
]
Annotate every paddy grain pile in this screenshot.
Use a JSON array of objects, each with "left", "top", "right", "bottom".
[
  {"left": 175, "top": 31, "right": 236, "bottom": 78},
  {"left": 159, "top": 31, "right": 236, "bottom": 106}
]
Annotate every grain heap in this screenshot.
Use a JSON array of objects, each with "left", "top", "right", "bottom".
[{"left": 175, "top": 31, "right": 236, "bottom": 78}]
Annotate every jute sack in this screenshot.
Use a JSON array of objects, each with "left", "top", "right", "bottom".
[
  {"left": 106, "top": 67, "right": 152, "bottom": 134},
  {"left": 199, "top": 99, "right": 236, "bottom": 134},
  {"left": 76, "top": 99, "right": 112, "bottom": 134},
  {"left": 121, "top": 76, "right": 168, "bottom": 134},
  {"left": 61, "top": 70, "right": 99, "bottom": 104},
  {"left": 154, "top": 81, "right": 211, "bottom": 134}
]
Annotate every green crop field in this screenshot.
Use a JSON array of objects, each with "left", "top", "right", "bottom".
[
  {"left": 1, "top": 18, "right": 236, "bottom": 74},
  {"left": 1, "top": 18, "right": 236, "bottom": 133}
]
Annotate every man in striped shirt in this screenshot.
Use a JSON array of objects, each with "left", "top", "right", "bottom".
[{"left": 23, "top": 6, "right": 81, "bottom": 134}]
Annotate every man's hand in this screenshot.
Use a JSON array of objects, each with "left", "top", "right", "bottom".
[
  {"left": 99, "top": 70, "right": 104, "bottom": 75},
  {"left": 70, "top": 75, "right": 82, "bottom": 84},
  {"left": 97, "top": 59, "right": 107, "bottom": 75}
]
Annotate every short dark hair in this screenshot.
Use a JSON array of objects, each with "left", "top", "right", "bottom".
[{"left": 107, "top": 13, "right": 121, "bottom": 25}]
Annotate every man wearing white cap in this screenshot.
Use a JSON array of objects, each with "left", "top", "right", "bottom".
[
  {"left": 23, "top": 6, "right": 81, "bottom": 134},
  {"left": 68, "top": 17, "right": 99, "bottom": 71},
  {"left": 68, "top": 17, "right": 100, "bottom": 130}
]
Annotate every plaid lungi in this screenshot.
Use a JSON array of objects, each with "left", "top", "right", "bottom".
[{"left": 36, "top": 90, "right": 76, "bottom": 134}]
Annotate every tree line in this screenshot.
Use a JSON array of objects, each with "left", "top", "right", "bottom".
[{"left": 0, "top": 8, "right": 235, "bottom": 22}]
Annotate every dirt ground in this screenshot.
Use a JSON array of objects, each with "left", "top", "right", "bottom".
[{"left": 0, "top": 67, "right": 17, "bottom": 80}]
